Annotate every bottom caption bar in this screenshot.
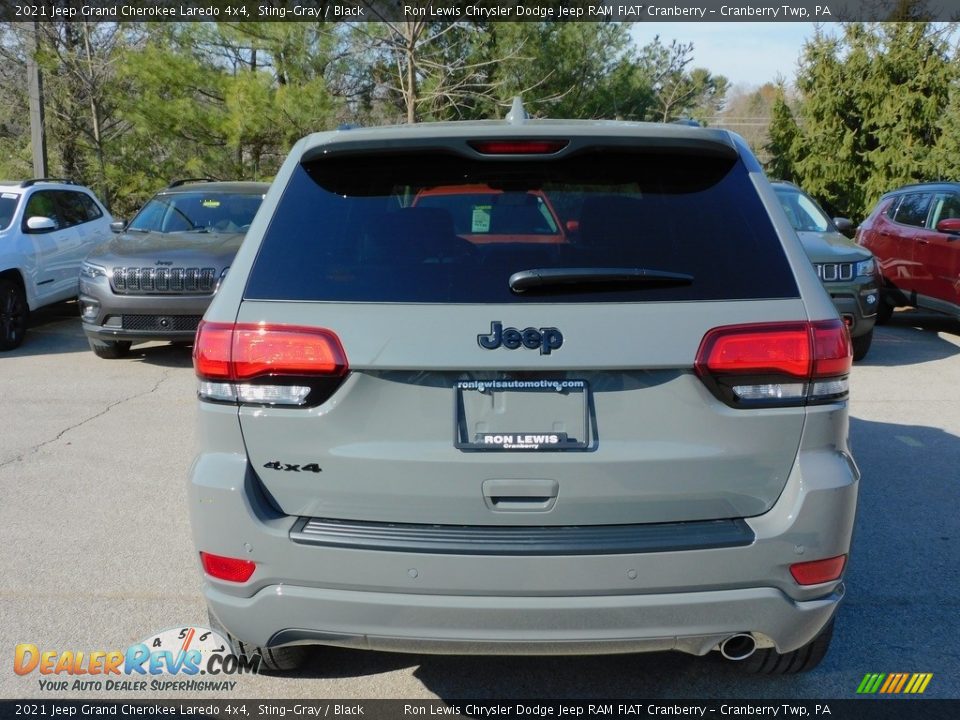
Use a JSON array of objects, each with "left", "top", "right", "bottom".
[{"left": 1, "top": 700, "right": 957, "bottom": 720}]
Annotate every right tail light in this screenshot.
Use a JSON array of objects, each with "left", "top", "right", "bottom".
[{"left": 695, "top": 319, "right": 851, "bottom": 408}]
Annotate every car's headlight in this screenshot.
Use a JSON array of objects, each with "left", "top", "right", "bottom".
[
  {"left": 855, "top": 258, "right": 875, "bottom": 277},
  {"left": 80, "top": 262, "right": 107, "bottom": 279}
]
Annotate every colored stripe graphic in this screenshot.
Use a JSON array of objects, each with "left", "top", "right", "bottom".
[
  {"left": 905, "top": 673, "right": 934, "bottom": 694},
  {"left": 857, "top": 673, "right": 932, "bottom": 694}
]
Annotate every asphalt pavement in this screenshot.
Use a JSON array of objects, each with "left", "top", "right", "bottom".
[{"left": 1, "top": 302, "right": 958, "bottom": 701}]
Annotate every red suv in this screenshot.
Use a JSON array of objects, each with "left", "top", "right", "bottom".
[{"left": 857, "top": 182, "right": 960, "bottom": 323}]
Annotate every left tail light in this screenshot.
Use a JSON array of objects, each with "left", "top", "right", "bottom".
[{"left": 193, "top": 321, "right": 348, "bottom": 406}]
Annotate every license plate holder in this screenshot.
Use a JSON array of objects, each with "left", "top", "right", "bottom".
[{"left": 454, "top": 379, "right": 589, "bottom": 451}]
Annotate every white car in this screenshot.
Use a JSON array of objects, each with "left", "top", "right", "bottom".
[{"left": 0, "top": 178, "right": 113, "bottom": 350}]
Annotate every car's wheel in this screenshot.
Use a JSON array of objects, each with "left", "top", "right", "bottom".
[
  {"left": 736, "top": 618, "right": 835, "bottom": 675},
  {"left": 875, "top": 297, "right": 894, "bottom": 325},
  {"left": 851, "top": 329, "right": 873, "bottom": 361},
  {"left": 207, "top": 609, "right": 309, "bottom": 673},
  {"left": 0, "top": 277, "right": 28, "bottom": 351},
  {"left": 88, "top": 338, "right": 132, "bottom": 359}
]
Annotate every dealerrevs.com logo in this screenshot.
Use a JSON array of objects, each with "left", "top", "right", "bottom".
[{"left": 13, "top": 626, "right": 259, "bottom": 692}]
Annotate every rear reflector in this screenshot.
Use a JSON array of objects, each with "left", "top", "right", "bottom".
[
  {"left": 468, "top": 140, "right": 569, "bottom": 155},
  {"left": 194, "top": 321, "right": 347, "bottom": 406},
  {"left": 696, "top": 319, "right": 851, "bottom": 407},
  {"left": 790, "top": 555, "right": 847, "bottom": 585},
  {"left": 200, "top": 552, "right": 256, "bottom": 583}
]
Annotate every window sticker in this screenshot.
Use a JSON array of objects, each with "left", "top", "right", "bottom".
[
  {"left": 202, "top": 199, "right": 221, "bottom": 208},
  {"left": 471, "top": 205, "right": 491, "bottom": 233}
]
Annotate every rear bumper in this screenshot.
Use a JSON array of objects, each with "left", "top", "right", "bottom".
[
  {"left": 208, "top": 583, "right": 843, "bottom": 657},
  {"left": 189, "top": 399, "right": 858, "bottom": 656}
]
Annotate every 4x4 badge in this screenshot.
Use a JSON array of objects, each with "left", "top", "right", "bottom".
[
  {"left": 477, "top": 321, "right": 563, "bottom": 355},
  {"left": 263, "top": 461, "right": 321, "bottom": 473}
]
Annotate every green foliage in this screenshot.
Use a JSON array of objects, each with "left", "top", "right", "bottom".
[
  {"left": 491, "top": 23, "right": 656, "bottom": 120},
  {"left": 640, "top": 38, "right": 728, "bottom": 123},
  {"left": 0, "top": 20, "right": 731, "bottom": 215},
  {"left": 764, "top": 86, "right": 802, "bottom": 182},
  {"left": 931, "top": 80, "right": 960, "bottom": 180},
  {"left": 778, "top": 21, "right": 960, "bottom": 220},
  {"left": 722, "top": 82, "right": 780, "bottom": 165}
]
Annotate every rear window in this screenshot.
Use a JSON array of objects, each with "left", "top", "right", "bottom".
[{"left": 245, "top": 149, "right": 798, "bottom": 304}]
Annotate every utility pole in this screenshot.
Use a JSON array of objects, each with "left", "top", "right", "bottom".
[{"left": 25, "top": 20, "right": 48, "bottom": 178}]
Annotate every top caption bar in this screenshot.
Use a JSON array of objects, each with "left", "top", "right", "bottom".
[{"left": 6, "top": 0, "right": 960, "bottom": 22}]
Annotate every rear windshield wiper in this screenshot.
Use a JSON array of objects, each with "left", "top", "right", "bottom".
[{"left": 509, "top": 267, "right": 694, "bottom": 293}]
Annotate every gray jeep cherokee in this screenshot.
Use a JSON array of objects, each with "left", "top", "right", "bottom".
[
  {"left": 772, "top": 182, "right": 878, "bottom": 361},
  {"left": 189, "top": 106, "right": 858, "bottom": 674},
  {"left": 79, "top": 180, "right": 268, "bottom": 358}
]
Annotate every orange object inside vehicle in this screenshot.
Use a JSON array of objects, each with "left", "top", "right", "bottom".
[{"left": 413, "top": 184, "right": 569, "bottom": 244}]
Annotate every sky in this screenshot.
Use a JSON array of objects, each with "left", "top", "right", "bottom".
[{"left": 630, "top": 23, "right": 819, "bottom": 89}]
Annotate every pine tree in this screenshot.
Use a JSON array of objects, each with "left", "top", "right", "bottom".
[{"left": 764, "top": 85, "right": 802, "bottom": 182}]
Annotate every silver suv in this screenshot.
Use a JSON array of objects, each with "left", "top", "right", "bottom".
[
  {"left": 79, "top": 180, "right": 268, "bottom": 358},
  {"left": 189, "top": 106, "right": 859, "bottom": 674},
  {"left": 0, "top": 178, "right": 113, "bottom": 350}
]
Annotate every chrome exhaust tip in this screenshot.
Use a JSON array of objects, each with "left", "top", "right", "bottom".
[{"left": 720, "top": 633, "right": 757, "bottom": 661}]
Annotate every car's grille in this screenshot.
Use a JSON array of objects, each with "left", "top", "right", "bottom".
[
  {"left": 111, "top": 267, "right": 217, "bottom": 294},
  {"left": 815, "top": 262, "right": 854, "bottom": 282},
  {"left": 121, "top": 314, "right": 203, "bottom": 332}
]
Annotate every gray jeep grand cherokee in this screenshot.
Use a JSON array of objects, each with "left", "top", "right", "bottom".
[
  {"left": 79, "top": 180, "right": 268, "bottom": 358},
  {"left": 189, "top": 105, "right": 858, "bottom": 674}
]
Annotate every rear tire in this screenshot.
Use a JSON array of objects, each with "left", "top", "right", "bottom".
[
  {"left": 851, "top": 329, "right": 873, "bottom": 361},
  {"left": 233, "top": 638, "right": 311, "bottom": 673},
  {"left": 0, "top": 277, "right": 28, "bottom": 351},
  {"left": 88, "top": 338, "right": 132, "bottom": 359},
  {"left": 737, "top": 618, "right": 835, "bottom": 675},
  {"left": 207, "top": 609, "right": 309, "bottom": 673}
]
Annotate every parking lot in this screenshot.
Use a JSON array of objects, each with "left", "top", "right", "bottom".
[{"left": 1, "top": 302, "right": 958, "bottom": 700}]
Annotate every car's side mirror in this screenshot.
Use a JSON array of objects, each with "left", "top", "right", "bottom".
[
  {"left": 110, "top": 220, "right": 126, "bottom": 233},
  {"left": 25, "top": 216, "right": 57, "bottom": 233},
  {"left": 565, "top": 219, "right": 580, "bottom": 234},
  {"left": 936, "top": 217, "right": 960, "bottom": 236},
  {"left": 833, "top": 217, "right": 855, "bottom": 237}
]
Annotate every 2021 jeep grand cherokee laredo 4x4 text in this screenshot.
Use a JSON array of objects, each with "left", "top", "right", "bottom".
[{"left": 189, "top": 105, "right": 858, "bottom": 674}]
